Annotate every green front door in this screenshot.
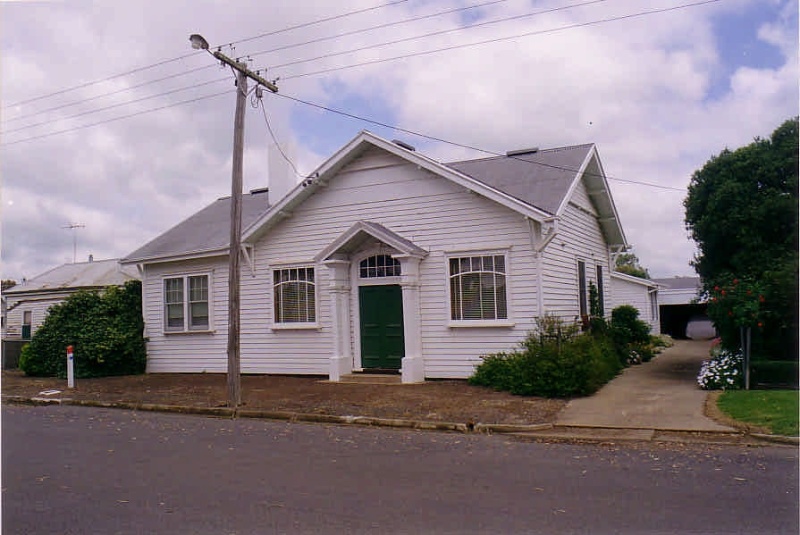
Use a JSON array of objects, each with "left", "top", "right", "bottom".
[{"left": 359, "top": 285, "right": 404, "bottom": 370}]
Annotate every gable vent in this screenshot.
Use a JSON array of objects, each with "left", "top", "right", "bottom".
[
  {"left": 392, "top": 139, "right": 416, "bottom": 151},
  {"left": 506, "top": 147, "right": 539, "bottom": 157}
]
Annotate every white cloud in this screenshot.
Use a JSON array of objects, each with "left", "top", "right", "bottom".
[{"left": 1, "top": 0, "right": 797, "bottom": 282}]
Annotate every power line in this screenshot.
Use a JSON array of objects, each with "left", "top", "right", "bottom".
[
  {"left": 232, "top": 0, "right": 408, "bottom": 47},
  {"left": 1, "top": 0, "right": 489, "bottom": 125},
  {"left": 256, "top": 97, "right": 306, "bottom": 179},
  {"left": 3, "top": 1, "right": 408, "bottom": 110},
  {"left": 0, "top": 90, "right": 230, "bottom": 147},
  {"left": 1, "top": 65, "right": 217, "bottom": 124},
  {"left": 248, "top": 0, "right": 512, "bottom": 59},
  {"left": 278, "top": 0, "right": 721, "bottom": 80},
  {"left": 2, "top": 78, "right": 229, "bottom": 136},
  {"left": 267, "top": 0, "right": 608, "bottom": 72},
  {"left": 273, "top": 91, "right": 685, "bottom": 192}
]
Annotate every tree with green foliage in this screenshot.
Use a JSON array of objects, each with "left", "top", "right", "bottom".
[
  {"left": 684, "top": 117, "right": 798, "bottom": 360},
  {"left": 2, "top": 279, "right": 17, "bottom": 292},
  {"left": 614, "top": 252, "right": 650, "bottom": 279},
  {"left": 19, "top": 280, "right": 146, "bottom": 377}
]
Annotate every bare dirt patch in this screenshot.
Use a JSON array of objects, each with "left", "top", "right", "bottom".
[{"left": 1, "top": 371, "right": 566, "bottom": 426}]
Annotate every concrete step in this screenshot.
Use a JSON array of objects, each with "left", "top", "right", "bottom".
[{"left": 337, "top": 373, "right": 403, "bottom": 385}]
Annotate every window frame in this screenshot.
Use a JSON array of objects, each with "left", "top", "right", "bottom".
[
  {"left": 21, "top": 310, "right": 32, "bottom": 340},
  {"left": 162, "top": 273, "right": 213, "bottom": 334},
  {"left": 271, "top": 264, "right": 319, "bottom": 330},
  {"left": 577, "top": 260, "right": 588, "bottom": 318},
  {"left": 446, "top": 250, "right": 514, "bottom": 328},
  {"left": 595, "top": 264, "right": 605, "bottom": 316}
]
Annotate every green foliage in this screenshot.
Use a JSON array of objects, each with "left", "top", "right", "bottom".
[
  {"left": 469, "top": 315, "right": 622, "bottom": 398},
  {"left": 614, "top": 253, "right": 650, "bottom": 279},
  {"left": 718, "top": 390, "right": 799, "bottom": 436},
  {"left": 20, "top": 280, "right": 146, "bottom": 378},
  {"left": 1, "top": 279, "right": 17, "bottom": 292},
  {"left": 684, "top": 117, "right": 799, "bottom": 360}
]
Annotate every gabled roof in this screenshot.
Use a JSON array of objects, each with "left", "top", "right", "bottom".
[
  {"left": 125, "top": 131, "right": 628, "bottom": 265},
  {"left": 4, "top": 259, "right": 139, "bottom": 295},
  {"left": 315, "top": 221, "right": 428, "bottom": 262},
  {"left": 243, "top": 131, "right": 555, "bottom": 244},
  {"left": 244, "top": 131, "right": 626, "bottom": 248},
  {"left": 121, "top": 189, "right": 270, "bottom": 264},
  {"left": 447, "top": 145, "right": 594, "bottom": 214}
]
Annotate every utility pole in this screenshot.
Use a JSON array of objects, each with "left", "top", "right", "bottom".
[
  {"left": 190, "top": 34, "right": 278, "bottom": 409},
  {"left": 62, "top": 223, "right": 85, "bottom": 263}
]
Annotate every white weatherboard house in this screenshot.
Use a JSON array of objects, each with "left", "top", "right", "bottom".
[
  {"left": 122, "top": 131, "right": 632, "bottom": 383},
  {"left": 610, "top": 271, "right": 661, "bottom": 334},
  {"left": 3, "top": 258, "right": 140, "bottom": 340}
]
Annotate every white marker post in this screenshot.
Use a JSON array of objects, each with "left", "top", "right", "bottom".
[{"left": 67, "top": 345, "right": 75, "bottom": 389}]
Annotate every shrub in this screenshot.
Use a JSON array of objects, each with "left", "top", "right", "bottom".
[
  {"left": 697, "top": 346, "right": 743, "bottom": 390},
  {"left": 20, "top": 280, "right": 146, "bottom": 378},
  {"left": 469, "top": 315, "right": 622, "bottom": 398},
  {"left": 608, "top": 305, "right": 652, "bottom": 365}
]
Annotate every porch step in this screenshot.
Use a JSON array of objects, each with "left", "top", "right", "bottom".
[{"left": 338, "top": 373, "right": 403, "bottom": 385}]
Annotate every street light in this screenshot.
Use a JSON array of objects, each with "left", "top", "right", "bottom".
[
  {"left": 190, "top": 33, "right": 277, "bottom": 408},
  {"left": 189, "top": 34, "right": 210, "bottom": 51}
]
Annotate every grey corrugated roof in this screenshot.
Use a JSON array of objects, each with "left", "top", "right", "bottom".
[
  {"left": 446, "top": 145, "right": 594, "bottom": 214},
  {"left": 122, "top": 190, "right": 270, "bottom": 263},
  {"left": 651, "top": 276, "right": 702, "bottom": 290},
  {"left": 4, "top": 259, "right": 139, "bottom": 294}
]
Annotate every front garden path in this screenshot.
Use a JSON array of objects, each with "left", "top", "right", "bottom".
[{"left": 557, "top": 340, "right": 734, "bottom": 432}]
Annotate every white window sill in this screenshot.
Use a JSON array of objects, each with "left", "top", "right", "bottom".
[
  {"left": 164, "top": 329, "right": 216, "bottom": 335},
  {"left": 270, "top": 323, "right": 320, "bottom": 331},
  {"left": 448, "top": 320, "right": 515, "bottom": 328}
]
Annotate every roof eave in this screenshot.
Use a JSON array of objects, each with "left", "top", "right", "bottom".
[{"left": 120, "top": 247, "right": 229, "bottom": 266}]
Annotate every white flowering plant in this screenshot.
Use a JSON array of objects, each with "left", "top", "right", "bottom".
[{"left": 697, "top": 344, "right": 744, "bottom": 390}]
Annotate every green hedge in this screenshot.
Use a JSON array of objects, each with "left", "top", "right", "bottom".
[
  {"left": 19, "top": 280, "right": 146, "bottom": 378},
  {"left": 469, "top": 316, "right": 622, "bottom": 398}
]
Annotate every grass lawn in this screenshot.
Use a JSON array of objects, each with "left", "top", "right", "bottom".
[{"left": 718, "top": 390, "right": 799, "bottom": 436}]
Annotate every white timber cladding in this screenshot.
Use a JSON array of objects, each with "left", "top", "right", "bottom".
[
  {"left": 142, "top": 258, "right": 228, "bottom": 373},
  {"left": 139, "top": 144, "right": 623, "bottom": 379},
  {"left": 247, "top": 146, "right": 541, "bottom": 379},
  {"left": 540, "top": 177, "right": 611, "bottom": 321},
  {"left": 4, "top": 292, "right": 75, "bottom": 339},
  {"left": 610, "top": 276, "right": 661, "bottom": 334}
]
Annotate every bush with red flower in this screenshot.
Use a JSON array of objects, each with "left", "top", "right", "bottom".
[{"left": 706, "top": 276, "right": 764, "bottom": 353}]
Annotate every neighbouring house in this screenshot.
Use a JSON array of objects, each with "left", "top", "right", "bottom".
[
  {"left": 610, "top": 271, "right": 660, "bottom": 334},
  {"left": 652, "top": 276, "right": 713, "bottom": 339},
  {"left": 3, "top": 258, "right": 140, "bottom": 341},
  {"left": 121, "top": 130, "right": 635, "bottom": 383}
]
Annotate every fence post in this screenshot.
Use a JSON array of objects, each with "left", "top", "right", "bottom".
[{"left": 67, "top": 345, "right": 74, "bottom": 389}]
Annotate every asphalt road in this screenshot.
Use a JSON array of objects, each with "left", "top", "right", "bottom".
[{"left": 2, "top": 405, "right": 797, "bottom": 535}]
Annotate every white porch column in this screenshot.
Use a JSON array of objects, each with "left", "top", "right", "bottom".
[
  {"left": 323, "top": 258, "right": 352, "bottom": 381},
  {"left": 396, "top": 255, "right": 424, "bottom": 383}
]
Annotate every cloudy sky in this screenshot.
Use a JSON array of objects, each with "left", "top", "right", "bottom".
[{"left": 1, "top": 0, "right": 797, "bottom": 283}]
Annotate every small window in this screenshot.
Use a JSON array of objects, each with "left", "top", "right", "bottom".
[
  {"left": 578, "top": 261, "right": 587, "bottom": 317},
  {"left": 449, "top": 254, "right": 507, "bottom": 321},
  {"left": 163, "top": 274, "right": 211, "bottom": 332},
  {"left": 274, "top": 267, "right": 316, "bottom": 323},
  {"left": 595, "top": 265, "right": 605, "bottom": 316},
  {"left": 359, "top": 255, "right": 401, "bottom": 278},
  {"left": 22, "top": 310, "right": 32, "bottom": 340}
]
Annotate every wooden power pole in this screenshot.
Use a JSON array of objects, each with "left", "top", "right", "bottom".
[{"left": 190, "top": 34, "right": 278, "bottom": 409}]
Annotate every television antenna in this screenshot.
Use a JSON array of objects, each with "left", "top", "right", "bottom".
[{"left": 62, "top": 223, "right": 85, "bottom": 263}]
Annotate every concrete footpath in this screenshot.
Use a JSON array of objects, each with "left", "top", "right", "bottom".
[{"left": 515, "top": 340, "right": 796, "bottom": 445}]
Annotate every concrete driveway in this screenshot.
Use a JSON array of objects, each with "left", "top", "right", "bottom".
[{"left": 557, "top": 339, "right": 734, "bottom": 432}]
